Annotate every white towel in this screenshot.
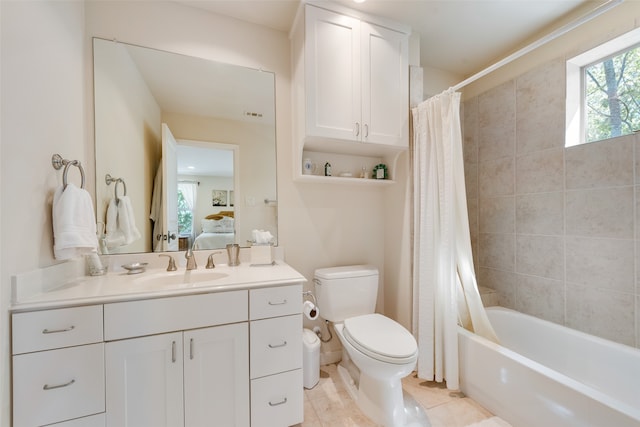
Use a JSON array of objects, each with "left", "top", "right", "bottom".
[
  {"left": 105, "top": 196, "right": 141, "bottom": 249},
  {"left": 118, "top": 195, "right": 141, "bottom": 244},
  {"left": 52, "top": 183, "right": 98, "bottom": 260}
]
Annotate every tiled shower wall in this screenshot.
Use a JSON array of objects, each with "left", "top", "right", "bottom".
[{"left": 463, "top": 58, "right": 639, "bottom": 348}]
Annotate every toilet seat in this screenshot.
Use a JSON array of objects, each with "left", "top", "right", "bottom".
[{"left": 343, "top": 313, "right": 417, "bottom": 365}]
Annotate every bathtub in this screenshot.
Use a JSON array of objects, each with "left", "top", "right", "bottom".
[{"left": 458, "top": 307, "right": 640, "bottom": 427}]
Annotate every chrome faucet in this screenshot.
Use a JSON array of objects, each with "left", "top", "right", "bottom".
[
  {"left": 159, "top": 254, "right": 177, "bottom": 271},
  {"left": 206, "top": 251, "right": 223, "bottom": 269},
  {"left": 185, "top": 248, "right": 197, "bottom": 270}
]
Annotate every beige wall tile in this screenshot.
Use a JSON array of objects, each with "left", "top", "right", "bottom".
[
  {"left": 463, "top": 96, "right": 478, "bottom": 165},
  {"left": 516, "top": 59, "right": 565, "bottom": 155},
  {"left": 479, "top": 233, "right": 515, "bottom": 271},
  {"left": 565, "top": 187, "right": 633, "bottom": 239},
  {"left": 465, "top": 162, "right": 478, "bottom": 200},
  {"left": 566, "top": 284, "right": 635, "bottom": 346},
  {"left": 516, "top": 148, "right": 564, "bottom": 194},
  {"left": 479, "top": 157, "right": 514, "bottom": 198},
  {"left": 565, "top": 236, "right": 634, "bottom": 293},
  {"left": 516, "top": 192, "right": 564, "bottom": 235},
  {"left": 478, "top": 80, "right": 515, "bottom": 162},
  {"left": 516, "top": 234, "right": 564, "bottom": 280},
  {"left": 515, "top": 274, "right": 565, "bottom": 323},
  {"left": 479, "top": 267, "right": 516, "bottom": 308},
  {"left": 479, "top": 196, "right": 514, "bottom": 234},
  {"left": 565, "top": 137, "right": 634, "bottom": 189}
]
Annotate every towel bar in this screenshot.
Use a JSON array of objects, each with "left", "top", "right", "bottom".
[{"left": 52, "top": 154, "right": 85, "bottom": 190}]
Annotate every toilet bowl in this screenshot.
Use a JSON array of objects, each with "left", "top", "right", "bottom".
[{"left": 314, "top": 266, "right": 426, "bottom": 427}]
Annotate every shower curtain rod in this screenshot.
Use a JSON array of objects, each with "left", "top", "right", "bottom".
[{"left": 451, "top": 0, "right": 624, "bottom": 92}]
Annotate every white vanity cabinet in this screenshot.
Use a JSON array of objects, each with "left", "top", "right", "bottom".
[
  {"left": 11, "top": 264, "right": 306, "bottom": 427},
  {"left": 103, "top": 291, "right": 250, "bottom": 427},
  {"left": 293, "top": 3, "right": 409, "bottom": 148},
  {"left": 11, "top": 305, "right": 105, "bottom": 427},
  {"left": 249, "top": 285, "right": 304, "bottom": 427}
]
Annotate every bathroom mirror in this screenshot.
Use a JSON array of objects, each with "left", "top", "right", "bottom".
[{"left": 93, "top": 38, "right": 277, "bottom": 254}]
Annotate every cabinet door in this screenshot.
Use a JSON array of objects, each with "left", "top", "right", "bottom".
[
  {"left": 361, "top": 22, "right": 409, "bottom": 147},
  {"left": 305, "top": 5, "right": 361, "bottom": 141},
  {"left": 106, "top": 332, "right": 184, "bottom": 427},
  {"left": 183, "top": 324, "right": 250, "bottom": 427}
]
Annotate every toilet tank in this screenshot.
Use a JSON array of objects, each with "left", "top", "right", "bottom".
[{"left": 314, "top": 265, "right": 378, "bottom": 322}]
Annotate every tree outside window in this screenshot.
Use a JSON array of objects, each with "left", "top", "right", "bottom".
[
  {"left": 585, "top": 45, "right": 640, "bottom": 143},
  {"left": 177, "top": 190, "right": 193, "bottom": 236}
]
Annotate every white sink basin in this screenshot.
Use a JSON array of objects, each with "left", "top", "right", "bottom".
[{"left": 134, "top": 270, "right": 228, "bottom": 289}]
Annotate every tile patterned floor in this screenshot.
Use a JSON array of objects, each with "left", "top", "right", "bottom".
[{"left": 297, "top": 364, "right": 508, "bottom": 427}]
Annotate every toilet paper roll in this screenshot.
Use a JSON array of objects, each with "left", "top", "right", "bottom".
[{"left": 303, "top": 300, "right": 319, "bottom": 320}]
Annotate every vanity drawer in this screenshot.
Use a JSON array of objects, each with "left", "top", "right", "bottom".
[
  {"left": 12, "top": 343, "right": 105, "bottom": 427},
  {"left": 251, "top": 369, "right": 303, "bottom": 427},
  {"left": 250, "top": 284, "right": 302, "bottom": 320},
  {"left": 104, "top": 290, "right": 248, "bottom": 340},
  {"left": 12, "top": 305, "right": 103, "bottom": 354},
  {"left": 250, "top": 314, "right": 302, "bottom": 379}
]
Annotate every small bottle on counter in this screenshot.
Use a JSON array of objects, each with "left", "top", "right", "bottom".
[{"left": 324, "top": 162, "right": 332, "bottom": 176}]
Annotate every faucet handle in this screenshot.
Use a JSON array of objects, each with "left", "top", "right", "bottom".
[
  {"left": 206, "top": 251, "right": 223, "bottom": 269},
  {"left": 159, "top": 254, "right": 177, "bottom": 271}
]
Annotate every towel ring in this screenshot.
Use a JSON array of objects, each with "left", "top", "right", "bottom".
[
  {"left": 105, "top": 174, "right": 127, "bottom": 202},
  {"left": 52, "top": 154, "right": 85, "bottom": 190}
]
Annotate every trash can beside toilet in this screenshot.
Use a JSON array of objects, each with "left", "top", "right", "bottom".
[{"left": 302, "top": 328, "right": 320, "bottom": 389}]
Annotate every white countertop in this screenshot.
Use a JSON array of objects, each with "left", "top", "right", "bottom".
[{"left": 11, "top": 260, "right": 306, "bottom": 312}]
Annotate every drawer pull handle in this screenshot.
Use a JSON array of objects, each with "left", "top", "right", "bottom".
[
  {"left": 268, "top": 299, "right": 287, "bottom": 306},
  {"left": 43, "top": 379, "right": 75, "bottom": 390},
  {"left": 268, "top": 397, "right": 287, "bottom": 407},
  {"left": 268, "top": 341, "right": 287, "bottom": 349},
  {"left": 42, "top": 326, "right": 75, "bottom": 334}
]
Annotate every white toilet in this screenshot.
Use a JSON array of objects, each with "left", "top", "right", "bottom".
[{"left": 314, "top": 265, "right": 425, "bottom": 427}]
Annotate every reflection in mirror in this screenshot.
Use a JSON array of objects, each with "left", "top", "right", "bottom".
[
  {"left": 93, "top": 38, "right": 277, "bottom": 254},
  {"left": 177, "top": 141, "right": 239, "bottom": 252}
]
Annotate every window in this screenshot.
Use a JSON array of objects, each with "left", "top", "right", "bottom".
[
  {"left": 566, "top": 27, "right": 640, "bottom": 147},
  {"left": 177, "top": 182, "right": 198, "bottom": 237},
  {"left": 177, "top": 190, "right": 193, "bottom": 235}
]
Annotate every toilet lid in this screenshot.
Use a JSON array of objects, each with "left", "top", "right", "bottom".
[{"left": 343, "top": 314, "right": 417, "bottom": 363}]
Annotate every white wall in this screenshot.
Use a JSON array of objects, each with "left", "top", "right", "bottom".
[{"left": 0, "top": 2, "right": 87, "bottom": 424}]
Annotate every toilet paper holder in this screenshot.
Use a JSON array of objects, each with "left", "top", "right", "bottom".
[
  {"left": 302, "top": 291, "right": 319, "bottom": 320},
  {"left": 302, "top": 290, "right": 317, "bottom": 306}
]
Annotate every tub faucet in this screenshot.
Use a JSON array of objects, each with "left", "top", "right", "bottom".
[{"left": 185, "top": 248, "right": 197, "bottom": 270}]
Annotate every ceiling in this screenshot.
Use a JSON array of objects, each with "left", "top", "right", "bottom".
[{"left": 175, "top": 0, "right": 601, "bottom": 78}]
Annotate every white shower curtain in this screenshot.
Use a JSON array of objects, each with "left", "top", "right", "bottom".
[{"left": 411, "top": 89, "right": 498, "bottom": 390}]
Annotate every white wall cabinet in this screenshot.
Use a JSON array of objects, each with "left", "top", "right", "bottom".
[
  {"left": 291, "top": 2, "right": 409, "bottom": 182},
  {"left": 304, "top": 5, "right": 408, "bottom": 147},
  {"left": 105, "top": 324, "right": 249, "bottom": 427}
]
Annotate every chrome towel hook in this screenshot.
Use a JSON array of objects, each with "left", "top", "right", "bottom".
[
  {"left": 52, "top": 154, "right": 85, "bottom": 190},
  {"left": 105, "top": 174, "right": 127, "bottom": 202}
]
